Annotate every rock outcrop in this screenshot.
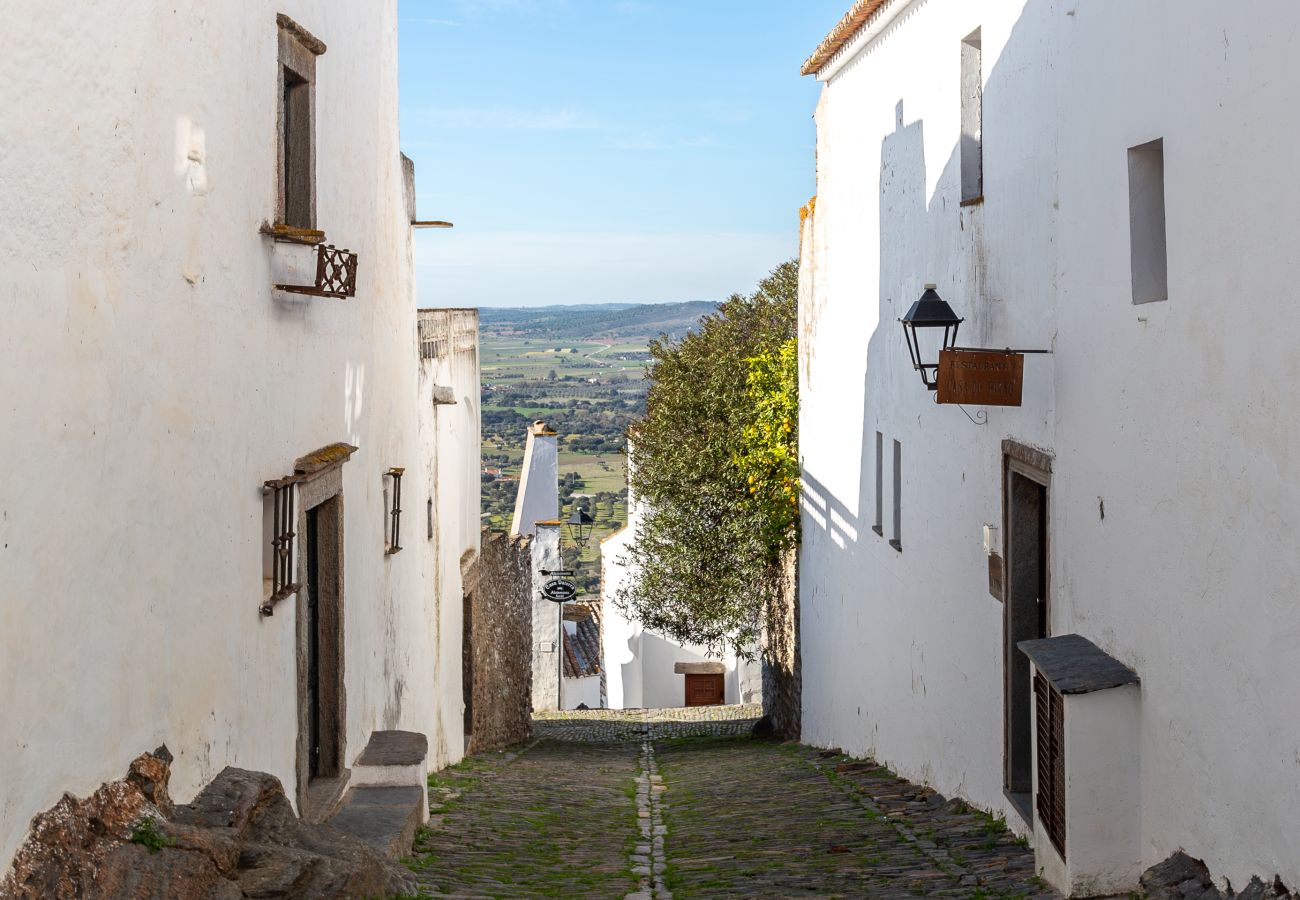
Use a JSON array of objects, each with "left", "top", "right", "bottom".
[
  {"left": 2, "top": 747, "right": 417, "bottom": 899},
  {"left": 1140, "top": 851, "right": 1294, "bottom": 900}
]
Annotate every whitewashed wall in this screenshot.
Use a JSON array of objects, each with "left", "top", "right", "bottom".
[
  {"left": 417, "top": 308, "right": 482, "bottom": 768},
  {"left": 800, "top": 0, "right": 1300, "bottom": 890},
  {"left": 0, "top": 0, "right": 460, "bottom": 872},
  {"left": 511, "top": 424, "right": 559, "bottom": 539},
  {"left": 529, "top": 525, "right": 563, "bottom": 711},
  {"left": 561, "top": 675, "right": 602, "bottom": 711}
]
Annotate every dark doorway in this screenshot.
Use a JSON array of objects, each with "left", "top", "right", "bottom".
[
  {"left": 299, "top": 492, "right": 343, "bottom": 806},
  {"left": 1003, "top": 457, "right": 1049, "bottom": 820},
  {"left": 462, "top": 592, "right": 474, "bottom": 742},
  {"left": 306, "top": 506, "right": 321, "bottom": 779}
]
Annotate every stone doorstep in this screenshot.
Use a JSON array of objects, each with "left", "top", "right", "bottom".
[
  {"left": 328, "top": 785, "right": 425, "bottom": 859},
  {"left": 350, "top": 730, "right": 430, "bottom": 827},
  {"left": 355, "top": 730, "right": 428, "bottom": 768}
]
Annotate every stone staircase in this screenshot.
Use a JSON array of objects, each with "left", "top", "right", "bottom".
[{"left": 328, "top": 730, "right": 428, "bottom": 858}]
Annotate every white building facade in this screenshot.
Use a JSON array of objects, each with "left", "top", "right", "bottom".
[
  {"left": 798, "top": 0, "right": 1300, "bottom": 893},
  {"left": 510, "top": 421, "right": 564, "bottom": 711},
  {"left": 0, "top": 1, "right": 472, "bottom": 872}
]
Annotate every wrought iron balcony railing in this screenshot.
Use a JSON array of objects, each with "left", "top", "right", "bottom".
[{"left": 275, "top": 243, "right": 358, "bottom": 299}]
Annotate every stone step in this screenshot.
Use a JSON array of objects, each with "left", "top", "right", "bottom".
[
  {"left": 328, "top": 785, "right": 425, "bottom": 858},
  {"left": 349, "top": 730, "right": 430, "bottom": 827}
]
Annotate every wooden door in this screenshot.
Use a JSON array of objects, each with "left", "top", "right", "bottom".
[{"left": 684, "top": 673, "right": 725, "bottom": 707}]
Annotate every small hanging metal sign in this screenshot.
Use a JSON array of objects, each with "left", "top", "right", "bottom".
[
  {"left": 937, "top": 349, "right": 1024, "bottom": 407},
  {"left": 541, "top": 578, "right": 578, "bottom": 603}
]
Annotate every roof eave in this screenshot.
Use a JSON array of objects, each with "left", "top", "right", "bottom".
[{"left": 800, "top": 0, "right": 901, "bottom": 78}]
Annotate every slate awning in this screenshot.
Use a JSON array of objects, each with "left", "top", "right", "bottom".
[{"left": 1017, "top": 634, "right": 1139, "bottom": 695}]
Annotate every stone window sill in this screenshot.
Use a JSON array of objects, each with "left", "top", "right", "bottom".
[{"left": 260, "top": 221, "right": 327, "bottom": 245}]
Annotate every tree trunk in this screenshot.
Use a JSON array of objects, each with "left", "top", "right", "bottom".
[{"left": 760, "top": 547, "right": 801, "bottom": 740}]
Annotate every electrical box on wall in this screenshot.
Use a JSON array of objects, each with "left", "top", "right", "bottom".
[{"left": 983, "top": 524, "right": 1000, "bottom": 556}]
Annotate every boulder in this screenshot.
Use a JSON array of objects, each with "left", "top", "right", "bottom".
[{"left": 2, "top": 748, "right": 417, "bottom": 899}]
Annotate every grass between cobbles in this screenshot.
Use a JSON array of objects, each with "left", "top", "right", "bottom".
[
  {"left": 656, "top": 736, "right": 1052, "bottom": 900},
  {"left": 402, "top": 740, "right": 641, "bottom": 899}
]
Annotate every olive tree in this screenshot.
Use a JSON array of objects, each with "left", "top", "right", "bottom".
[{"left": 617, "top": 261, "right": 799, "bottom": 658}]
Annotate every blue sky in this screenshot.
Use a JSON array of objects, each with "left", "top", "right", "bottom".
[{"left": 398, "top": 0, "right": 848, "bottom": 307}]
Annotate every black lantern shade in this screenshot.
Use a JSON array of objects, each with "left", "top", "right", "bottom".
[
  {"left": 900, "top": 284, "right": 963, "bottom": 390},
  {"left": 566, "top": 507, "right": 595, "bottom": 546}
]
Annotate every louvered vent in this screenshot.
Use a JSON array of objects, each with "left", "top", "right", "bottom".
[{"left": 1035, "top": 671, "right": 1066, "bottom": 856}]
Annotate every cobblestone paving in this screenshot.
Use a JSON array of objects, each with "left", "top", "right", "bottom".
[
  {"left": 404, "top": 707, "right": 1053, "bottom": 899},
  {"left": 532, "top": 704, "right": 764, "bottom": 742},
  {"left": 405, "top": 741, "right": 641, "bottom": 898}
]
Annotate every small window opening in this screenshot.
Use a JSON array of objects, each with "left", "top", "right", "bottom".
[
  {"left": 890, "top": 440, "right": 902, "bottom": 551},
  {"left": 873, "top": 431, "right": 884, "bottom": 536},
  {"left": 385, "top": 468, "right": 404, "bottom": 555},
  {"left": 282, "top": 69, "right": 312, "bottom": 228},
  {"left": 960, "top": 28, "right": 983, "bottom": 203},
  {"left": 262, "top": 475, "right": 301, "bottom": 615},
  {"left": 427, "top": 497, "right": 434, "bottom": 541},
  {"left": 1128, "top": 138, "right": 1168, "bottom": 304},
  {"left": 277, "top": 14, "right": 324, "bottom": 230}
]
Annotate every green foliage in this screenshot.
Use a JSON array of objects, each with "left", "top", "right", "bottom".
[
  {"left": 736, "top": 337, "right": 799, "bottom": 553},
  {"left": 129, "top": 816, "right": 171, "bottom": 854},
  {"left": 619, "top": 261, "right": 798, "bottom": 653}
]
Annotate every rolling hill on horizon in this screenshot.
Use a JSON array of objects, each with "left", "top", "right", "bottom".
[{"left": 478, "top": 300, "right": 718, "bottom": 343}]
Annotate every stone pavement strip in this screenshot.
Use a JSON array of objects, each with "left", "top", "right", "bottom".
[{"left": 403, "top": 707, "right": 1054, "bottom": 899}]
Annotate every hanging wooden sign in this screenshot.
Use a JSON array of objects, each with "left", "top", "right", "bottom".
[
  {"left": 541, "top": 579, "right": 577, "bottom": 603},
  {"left": 936, "top": 349, "right": 1024, "bottom": 407}
]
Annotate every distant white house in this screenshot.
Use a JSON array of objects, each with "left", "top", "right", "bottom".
[
  {"left": 798, "top": 0, "right": 1300, "bottom": 895},
  {"left": 600, "top": 472, "right": 761, "bottom": 711},
  {"left": 510, "top": 420, "right": 564, "bottom": 712}
]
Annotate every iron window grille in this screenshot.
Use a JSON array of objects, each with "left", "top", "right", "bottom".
[
  {"left": 274, "top": 243, "right": 358, "bottom": 299},
  {"left": 262, "top": 475, "right": 303, "bottom": 616},
  {"left": 386, "top": 468, "right": 405, "bottom": 555},
  {"left": 1034, "top": 671, "right": 1067, "bottom": 856}
]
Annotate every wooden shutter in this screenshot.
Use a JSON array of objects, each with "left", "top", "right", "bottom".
[{"left": 1034, "top": 672, "right": 1066, "bottom": 855}]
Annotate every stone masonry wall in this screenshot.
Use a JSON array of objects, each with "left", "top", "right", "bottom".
[
  {"left": 466, "top": 529, "right": 533, "bottom": 752},
  {"left": 761, "top": 547, "right": 801, "bottom": 740}
]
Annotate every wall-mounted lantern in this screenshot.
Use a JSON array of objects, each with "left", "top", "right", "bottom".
[
  {"left": 900, "top": 283, "right": 963, "bottom": 390},
  {"left": 566, "top": 506, "right": 595, "bottom": 550}
]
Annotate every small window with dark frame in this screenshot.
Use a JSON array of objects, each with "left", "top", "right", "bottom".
[
  {"left": 276, "top": 14, "right": 326, "bottom": 230},
  {"left": 385, "top": 468, "right": 405, "bottom": 555},
  {"left": 262, "top": 475, "right": 301, "bottom": 615},
  {"left": 873, "top": 431, "right": 884, "bottom": 536},
  {"left": 890, "top": 439, "right": 902, "bottom": 551}
]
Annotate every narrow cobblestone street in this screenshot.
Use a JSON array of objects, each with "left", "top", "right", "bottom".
[{"left": 404, "top": 707, "right": 1052, "bottom": 899}]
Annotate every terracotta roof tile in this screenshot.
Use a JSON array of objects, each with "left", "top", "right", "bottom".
[
  {"left": 562, "top": 606, "right": 602, "bottom": 679},
  {"left": 801, "top": 0, "right": 897, "bottom": 77}
]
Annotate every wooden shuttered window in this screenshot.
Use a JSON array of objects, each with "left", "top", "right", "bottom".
[{"left": 1034, "top": 672, "right": 1066, "bottom": 856}]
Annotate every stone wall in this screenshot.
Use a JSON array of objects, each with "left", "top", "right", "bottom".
[
  {"left": 761, "top": 547, "right": 801, "bottom": 740},
  {"left": 465, "top": 530, "right": 533, "bottom": 752}
]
